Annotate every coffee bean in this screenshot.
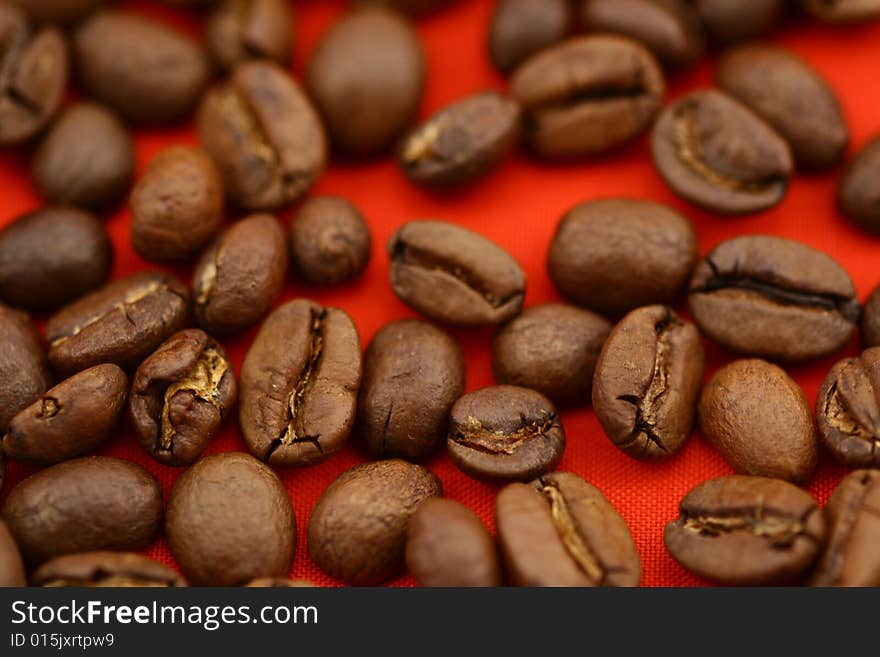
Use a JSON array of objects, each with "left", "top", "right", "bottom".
[
  {"left": 199, "top": 60, "right": 326, "bottom": 211},
  {"left": 488, "top": 0, "right": 572, "bottom": 74},
  {"left": 308, "top": 459, "right": 442, "bottom": 585},
  {"left": 717, "top": 44, "right": 848, "bottom": 171},
  {"left": 802, "top": 0, "right": 880, "bottom": 23},
  {"left": 240, "top": 299, "right": 362, "bottom": 466},
  {"left": 0, "top": 519, "right": 25, "bottom": 587},
  {"left": 838, "top": 136, "right": 880, "bottom": 234},
  {"left": 192, "top": 213, "right": 287, "bottom": 335},
  {"left": 46, "top": 272, "right": 191, "bottom": 376},
  {"left": 206, "top": 0, "right": 293, "bottom": 71},
  {"left": 2, "top": 364, "right": 127, "bottom": 466},
  {"left": 664, "top": 475, "right": 825, "bottom": 585},
  {"left": 1, "top": 456, "right": 162, "bottom": 566},
  {"left": 492, "top": 303, "right": 611, "bottom": 407},
  {"left": 388, "top": 221, "right": 526, "bottom": 326},
  {"left": 166, "top": 452, "right": 295, "bottom": 587},
  {"left": 511, "top": 35, "right": 665, "bottom": 158},
  {"left": 130, "top": 330, "right": 237, "bottom": 467},
  {"left": 361, "top": 0, "right": 458, "bottom": 14},
  {"left": 405, "top": 498, "right": 501, "bottom": 587},
  {"left": 32, "top": 552, "right": 187, "bottom": 587},
  {"left": 862, "top": 284, "right": 880, "bottom": 347},
  {"left": 246, "top": 578, "right": 313, "bottom": 587},
  {"left": 0, "top": 206, "right": 112, "bottom": 313},
  {"left": 0, "top": 304, "right": 52, "bottom": 434},
  {"left": 307, "top": 6, "right": 425, "bottom": 157},
  {"left": 651, "top": 90, "right": 794, "bottom": 214},
  {"left": 593, "top": 305, "right": 705, "bottom": 460},
  {"left": 0, "top": 452, "right": 5, "bottom": 492},
  {"left": 496, "top": 472, "right": 641, "bottom": 586},
  {"left": 547, "top": 199, "right": 698, "bottom": 318},
  {"left": 688, "top": 235, "right": 859, "bottom": 361},
  {"left": 289, "top": 197, "right": 371, "bottom": 286},
  {"left": 0, "top": 3, "right": 67, "bottom": 145},
  {"left": 400, "top": 92, "right": 521, "bottom": 190},
  {"left": 689, "top": 0, "right": 783, "bottom": 44},
  {"left": 811, "top": 470, "right": 880, "bottom": 586},
  {"left": 12, "top": 0, "right": 106, "bottom": 23},
  {"left": 32, "top": 102, "right": 134, "bottom": 210},
  {"left": 699, "top": 359, "right": 818, "bottom": 483}
]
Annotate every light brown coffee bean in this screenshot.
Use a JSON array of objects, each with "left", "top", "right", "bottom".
[
  {"left": 838, "top": 136, "right": 880, "bottom": 235},
  {"left": 488, "top": 0, "right": 573, "bottom": 75},
  {"left": 32, "top": 552, "right": 187, "bottom": 587},
  {"left": 206, "top": 0, "right": 293, "bottom": 71}
]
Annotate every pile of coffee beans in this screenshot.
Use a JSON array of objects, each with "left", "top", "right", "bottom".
[{"left": 1, "top": 0, "right": 880, "bottom": 589}]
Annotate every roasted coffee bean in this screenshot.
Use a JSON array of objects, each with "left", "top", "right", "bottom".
[
  {"left": 1, "top": 456, "right": 162, "bottom": 566},
  {"left": 308, "top": 459, "right": 442, "bottom": 585},
  {"left": 448, "top": 385, "right": 564, "bottom": 483},
  {"left": 511, "top": 36, "right": 665, "bottom": 158},
  {"left": 406, "top": 498, "right": 501, "bottom": 587},
  {"left": 802, "top": 0, "right": 880, "bottom": 23},
  {"left": 547, "top": 199, "right": 698, "bottom": 318},
  {"left": 289, "top": 197, "right": 371, "bottom": 286},
  {"left": 356, "top": 319, "right": 464, "bottom": 462},
  {"left": 307, "top": 6, "right": 425, "bottom": 157},
  {"left": 130, "top": 330, "right": 237, "bottom": 467},
  {"left": 12, "top": 0, "right": 106, "bottom": 23},
  {"left": 199, "top": 60, "right": 326, "bottom": 211},
  {"left": 206, "top": 0, "right": 293, "bottom": 71},
  {"left": 192, "top": 213, "right": 287, "bottom": 335},
  {"left": 492, "top": 304, "right": 611, "bottom": 407},
  {"left": 0, "top": 304, "right": 51, "bottom": 434},
  {"left": 32, "top": 102, "right": 134, "bottom": 210},
  {"left": 593, "top": 306, "right": 704, "bottom": 460},
  {"left": 496, "top": 472, "right": 641, "bottom": 586},
  {"left": 717, "top": 44, "right": 848, "bottom": 171},
  {"left": 664, "top": 475, "right": 825, "bottom": 585},
  {"left": 651, "top": 90, "right": 793, "bottom": 214},
  {"left": 688, "top": 0, "right": 783, "bottom": 44},
  {"left": 0, "top": 3, "right": 67, "bottom": 145},
  {"left": 699, "top": 359, "right": 818, "bottom": 483},
  {"left": 862, "top": 284, "right": 880, "bottom": 347},
  {"left": 2, "top": 364, "right": 127, "bottom": 466},
  {"left": 688, "top": 235, "right": 859, "bottom": 361},
  {"left": 0, "top": 519, "right": 25, "bottom": 586},
  {"left": 488, "top": 0, "right": 572, "bottom": 75},
  {"left": 838, "top": 136, "right": 880, "bottom": 234},
  {"left": 240, "top": 299, "right": 362, "bottom": 466},
  {"left": 166, "top": 452, "right": 295, "bottom": 586},
  {"left": 581, "top": 0, "right": 705, "bottom": 68},
  {"left": 246, "top": 578, "right": 313, "bottom": 587},
  {"left": 361, "top": 0, "right": 458, "bottom": 14},
  {"left": 46, "top": 272, "right": 190, "bottom": 376},
  {"left": 33, "top": 552, "right": 187, "bottom": 587},
  {"left": 400, "top": 92, "right": 521, "bottom": 190},
  {"left": 388, "top": 221, "right": 526, "bottom": 326},
  {"left": 0, "top": 452, "right": 5, "bottom": 492},
  {"left": 0, "top": 207, "right": 112, "bottom": 313},
  {"left": 811, "top": 470, "right": 880, "bottom": 586}
]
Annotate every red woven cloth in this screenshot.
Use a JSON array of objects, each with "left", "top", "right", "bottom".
[{"left": 2, "top": 0, "right": 879, "bottom": 587}]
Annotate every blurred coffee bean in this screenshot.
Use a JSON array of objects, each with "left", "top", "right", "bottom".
[
  {"left": 32, "top": 552, "right": 187, "bottom": 587},
  {"left": 206, "top": 0, "right": 293, "bottom": 71},
  {"left": 488, "top": 0, "right": 572, "bottom": 75},
  {"left": 839, "top": 136, "right": 880, "bottom": 234}
]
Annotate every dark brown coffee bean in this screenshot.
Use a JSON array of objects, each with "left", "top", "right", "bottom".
[
  {"left": 166, "top": 452, "right": 295, "bottom": 587},
  {"left": 811, "top": 470, "right": 880, "bottom": 586},
  {"left": 0, "top": 304, "right": 51, "bottom": 434},
  {"left": 488, "top": 0, "right": 572, "bottom": 75},
  {"left": 717, "top": 44, "right": 848, "bottom": 171},
  {"left": 289, "top": 196, "right": 371, "bottom": 286},
  {"left": 492, "top": 304, "right": 611, "bottom": 407},
  {"left": 388, "top": 221, "right": 526, "bottom": 326},
  {"left": 0, "top": 206, "right": 112, "bottom": 313},
  {"left": 699, "top": 359, "right": 818, "bottom": 483},
  {"left": 593, "top": 306, "right": 704, "bottom": 460},
  {"left": 46, "top": 271, "right": 191, "bottom": 376},
  {"left": 1, "top": 456, "right": 162, "bottom": 566},
  {"left": 32, "top": 102, "right": 134, "bottom": 210},
  {"left": 130, "top": 330, "right": 237, "bottom": 467},
  {"left": 192, "top": 213, "right": 287, "bottom": 335},
  {"left": 0, "top": 519, "right": 25, "bottom": 586},
  {"left": 2, "top": 364, "right": 127, "bottom": 466},
  {"left": 688, "top": 235, "right": 859, "bottom": 362},
  {"left": 862, "top": 284, "right": 880, "bottom": 347},
  {"left": 246, "top": 577, "right": 313, "bottom": 587},
  {"left": 240, "top": 299, "right": 362, "bottom": 466},
  {"left": 307, "top": 6, "right": 425, "bottom": 157},
  {"left": 838, "top": 136, "right": 880, "bottom": 234},
  {"left": 0, "top": 452, "right": 5, "bottom": 492},
  {"left": 361, "top": 0, "right": 458, "bottom": 14},
  {"left": 199, "top": 60, "right": 326, "bottom": 211},
  {"left": 400, "top": 92, "right": 521, "bottom": 190},
  {"left": 651, "top": 90, "right": 793, "bottom": 214},
  {"left": 12, "top": 0, "right": 106, "bottom": 23},
  {"left": 689, "top": 0, "right": 783, "bottom": 44},
  {"left": 664, "top": 475, "right": 825, "bottom": 585},
  {"left": 511, "top": 35, "right": 665, "bottom": 158},
  {"left": 32, "top": 552, "right": 187, "bottom": 587},
  {"left": 308, "top": 459, "right": 442, "bottom": 585},
  {"left": 802, "top": 0, "right": 880, "bottom": 23},
  {"left": 0, "top": 4, "right": 67, "bottom": 145},
  {"left": 496, "top": 472, "right": 641, "bottom": 586},
  {"left": 547, "top": 199, "right": 698, "bottom": 318},
  {"left": 206, "top": 0, "right": 293, "bottom": 71},
  {"left": 406, "top": 498, "right": 501, "bottom": 587}
]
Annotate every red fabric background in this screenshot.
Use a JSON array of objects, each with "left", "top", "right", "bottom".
[{"left": 2, "top": 0, "right": 880, "bottom": 587}]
